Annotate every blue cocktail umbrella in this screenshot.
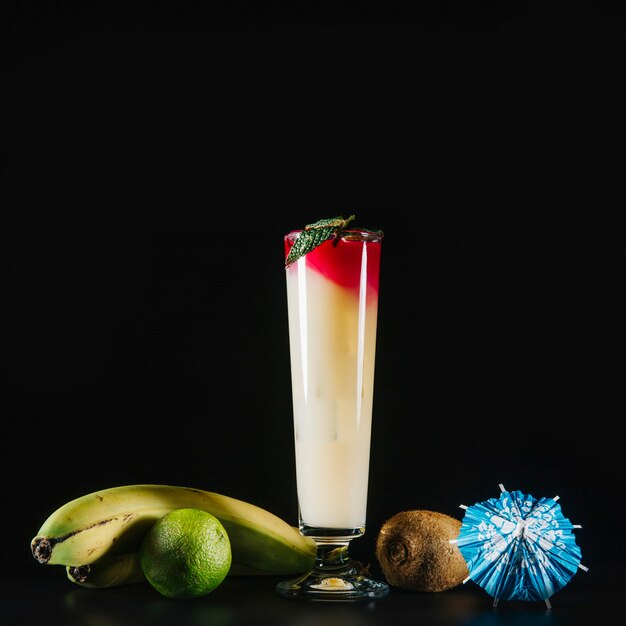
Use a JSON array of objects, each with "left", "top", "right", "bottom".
[{"left": 451, "top": 484, "right": 588, "bottom": 609}]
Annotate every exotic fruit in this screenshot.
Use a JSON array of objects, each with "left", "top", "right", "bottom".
[
  {"left": 375, "top": 510, "right": 468, "bottom": 592},
  {"left": 31, "top": 484, "right": 317, "bottom": 585}
]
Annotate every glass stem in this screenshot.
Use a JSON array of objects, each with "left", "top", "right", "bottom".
[{"left": 314, "top": 543, "right": 354, "bottom": 575}]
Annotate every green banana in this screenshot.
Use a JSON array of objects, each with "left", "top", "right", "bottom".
[
  {"left": 66, "top": 553, "right": 299, "bottom": 589},
  {"left": 67, "top": 554, "right": 145, "bottom": 588},
  {"left": 32, "top": 484, "right": 316, "bottom": 574}
]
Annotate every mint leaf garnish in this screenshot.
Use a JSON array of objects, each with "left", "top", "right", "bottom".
[{"left": 285, "top": 215, "right": 356, "bottom": 268}]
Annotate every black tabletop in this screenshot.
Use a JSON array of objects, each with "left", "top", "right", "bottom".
[{"left": 5, "top": 563, "right": 614, "bottom": 626}]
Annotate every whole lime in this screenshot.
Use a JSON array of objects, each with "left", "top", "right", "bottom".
[{"left": 140, "top": 508, "right": 232, "bottom": 599}]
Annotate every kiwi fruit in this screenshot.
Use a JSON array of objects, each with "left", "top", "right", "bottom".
[{"left": 375, "top": 510, "right": 468, "bottom": 592}]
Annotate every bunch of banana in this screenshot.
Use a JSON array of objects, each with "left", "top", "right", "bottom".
[{"left": 31, "top": 484, "right": 317, "bottom": 588}]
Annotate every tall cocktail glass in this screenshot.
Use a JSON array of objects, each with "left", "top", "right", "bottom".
[{"left": 276, "top": 225, "right": 389, "bottom": 600}]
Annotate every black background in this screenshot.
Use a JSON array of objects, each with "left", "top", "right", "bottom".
[{"left": 1, "top": 0, "right": 621, "bottom": 609}]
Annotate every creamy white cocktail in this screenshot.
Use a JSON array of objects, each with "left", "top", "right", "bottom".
[
  {"left": 285, "top": 232, "right": 380, "bottom": 531},
  {"left": 277, "top": 217, "right": 388, "bottom": 601}
]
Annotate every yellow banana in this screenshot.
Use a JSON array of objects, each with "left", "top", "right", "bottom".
[{"left": 32, "top": 484, "right": 316, "bottom": 574}]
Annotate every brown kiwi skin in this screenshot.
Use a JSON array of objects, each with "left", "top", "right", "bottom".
[{"left": 375, "top": 510, "right": 468, "bottom": 592}]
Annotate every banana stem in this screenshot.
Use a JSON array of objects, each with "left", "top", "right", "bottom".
[{"left": 31, "top": 537, "right": 53, "bottom": 564}]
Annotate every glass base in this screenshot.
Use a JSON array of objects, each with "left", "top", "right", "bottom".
[
  {"left": 276, "top": 565, "right": 390, "bottom": 601},
  {"left": 276, "top": 534, "right": 389, "bottom": 602}
]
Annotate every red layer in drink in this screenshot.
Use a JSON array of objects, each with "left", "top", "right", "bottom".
[{"left": 285, "top": 232, "right": 381, "bottom": 294}]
